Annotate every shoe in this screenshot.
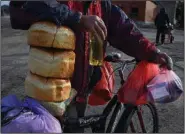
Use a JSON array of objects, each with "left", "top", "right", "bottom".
[{"left": 156, "top": 43, "right": 161, "bottom": 46}]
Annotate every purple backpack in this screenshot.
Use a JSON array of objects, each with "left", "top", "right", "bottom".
[{"left": 1, "top": 95, "right": 62, "bottom": 133}]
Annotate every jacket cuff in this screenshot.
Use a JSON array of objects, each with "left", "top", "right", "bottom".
[
  {"left": 64, "top": 11, "right": 82, "bottom": 26},
  {"left": 147, "top": 44, "right": 160, "bottom": 62}
]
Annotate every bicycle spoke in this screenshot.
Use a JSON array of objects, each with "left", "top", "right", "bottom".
[
  {"left": 127, "top": 104, "right": 155, "bottom": 133},
  {"left": 130, "top": 120, "right": 136, "bottom": 133},
  {"left": 137, "top": 108, "right": 147, "bottom": 133}
]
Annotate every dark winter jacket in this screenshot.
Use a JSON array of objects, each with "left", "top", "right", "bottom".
[{"left": 155, "top": 8, "right": 170, "bottom": 28}]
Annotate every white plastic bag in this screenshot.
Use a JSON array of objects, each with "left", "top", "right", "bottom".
[{"left": 147, "top": 69, "right": 183, "bottom": 103}]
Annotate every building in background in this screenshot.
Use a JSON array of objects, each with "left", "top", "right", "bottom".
[
  {"left": 112, "top": 1, "right": 158, "bottom": 24},
  {"left": 112, "top": 1, "right": 177, "bottom": 26}
]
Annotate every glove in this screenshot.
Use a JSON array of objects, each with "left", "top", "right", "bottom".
[{"left": 154, "top": 51, "right": 173, "bottom": 70}]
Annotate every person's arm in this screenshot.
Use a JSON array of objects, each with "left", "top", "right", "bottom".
[
  {"left": 9, "top": 0, "right": 82, "bottom": 30},
  {"left": 107, "top": 5, "right": 159, "bottom": 62}
]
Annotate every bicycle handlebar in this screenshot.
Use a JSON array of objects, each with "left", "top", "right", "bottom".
[
  {"left": 106, "top": 58, "right": 136, "bottom": 65},
  {"left": 120, "top": 59, "right": 136, "bottom": 64},
  {"left": 106, "top": 58, "right": 136, "bottom": 87},
  {"left": 104, "top": 54, "right": 136, "bottom": 64}
]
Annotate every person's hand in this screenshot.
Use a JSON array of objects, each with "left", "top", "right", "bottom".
[
  {"left": 154, "top": 52, "right": 173, "bottom": 70},
  {"left": 79, "top": 15, "right": 107, "bottom": 42}
]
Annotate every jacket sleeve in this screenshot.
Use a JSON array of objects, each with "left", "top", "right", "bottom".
[
  {"left": 10, "top": 0, "right": 82, "bottom": 29},
  {"left": 107, "top": 5, "right": 158, "bottom": 61}
]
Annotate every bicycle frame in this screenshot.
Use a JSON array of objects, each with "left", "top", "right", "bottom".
[
  {"left": 62, "top": 95, "right": 119, "bottom": 132},
  {"left": 62, "top": 58, "right": 136, "bottom": 133}
]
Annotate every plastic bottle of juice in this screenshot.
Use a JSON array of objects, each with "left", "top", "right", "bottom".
[{"left": 89, "top": 33, "right": 104, "bottom": 66}]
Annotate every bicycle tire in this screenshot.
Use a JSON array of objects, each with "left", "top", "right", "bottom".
[
  {"left": 115, "top": 102, "right": 159, "bottom": 133},
  {"left": 106, "top": 102, "right": 123, "bottom": 133}
]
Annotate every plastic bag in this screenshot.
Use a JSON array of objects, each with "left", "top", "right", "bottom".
[
  {"left": 1, "top": 95, "right": 62, "bottom": 133},
  {"left": 147, "top": 69, "right": 183, "bottom": 103},
  {"left": 118, "top": 61, "right": 160, "bottom": 105},
  {"left": 88, "top": 61, "right": 115, "bottom": 106},
  {"left": 38, "top": 88, "right": 77, "bottom": 116}
]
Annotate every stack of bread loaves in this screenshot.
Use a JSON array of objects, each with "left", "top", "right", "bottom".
[{"left": 25, "top": 21, "right": 77, "bottom": 116}]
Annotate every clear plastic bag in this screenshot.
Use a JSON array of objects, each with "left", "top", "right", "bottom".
[{"left": 147, "top": 69, "right": 183, "bottom": 103}]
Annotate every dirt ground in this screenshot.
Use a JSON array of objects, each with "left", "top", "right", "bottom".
[{"left": 1, "top": 16, "right": 184, "bottom": 133}]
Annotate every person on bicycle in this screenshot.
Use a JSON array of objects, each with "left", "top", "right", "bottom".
[
  {"left": 155, "top": 8, "right": 170, "bottom": 45},
  {"left": 9, "top": 1, "right": 173, "bottom": 132}
]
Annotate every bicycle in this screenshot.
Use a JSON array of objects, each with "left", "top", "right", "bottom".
[{"left": 61, "top": 53, "right": 159, "bottom": 133}]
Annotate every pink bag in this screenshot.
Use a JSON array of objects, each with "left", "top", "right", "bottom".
[{"left": 147, "top": 69, "right": 183, "bottom": 103}]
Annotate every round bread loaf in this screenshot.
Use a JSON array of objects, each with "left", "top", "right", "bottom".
[
  {"left": 27, "top": 21, "right": 76, "bottom": 50},
  {"left": 25, "top": 72, "right": 71, "bottom": 102},
  {"left": 28, "top": 47, "right": 75, "bottom": 78}
]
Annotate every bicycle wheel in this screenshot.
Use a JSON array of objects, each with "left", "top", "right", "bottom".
[
  {"left": 106, "top": 102, "right": 123, "bottom": 133},
  {"left": 115, "top": 102, "right": 159, "bottom": 133}
]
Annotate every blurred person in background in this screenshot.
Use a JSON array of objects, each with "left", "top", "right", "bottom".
[{"left": 155, "top": 8, "right": 170, "bottom": 45}]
